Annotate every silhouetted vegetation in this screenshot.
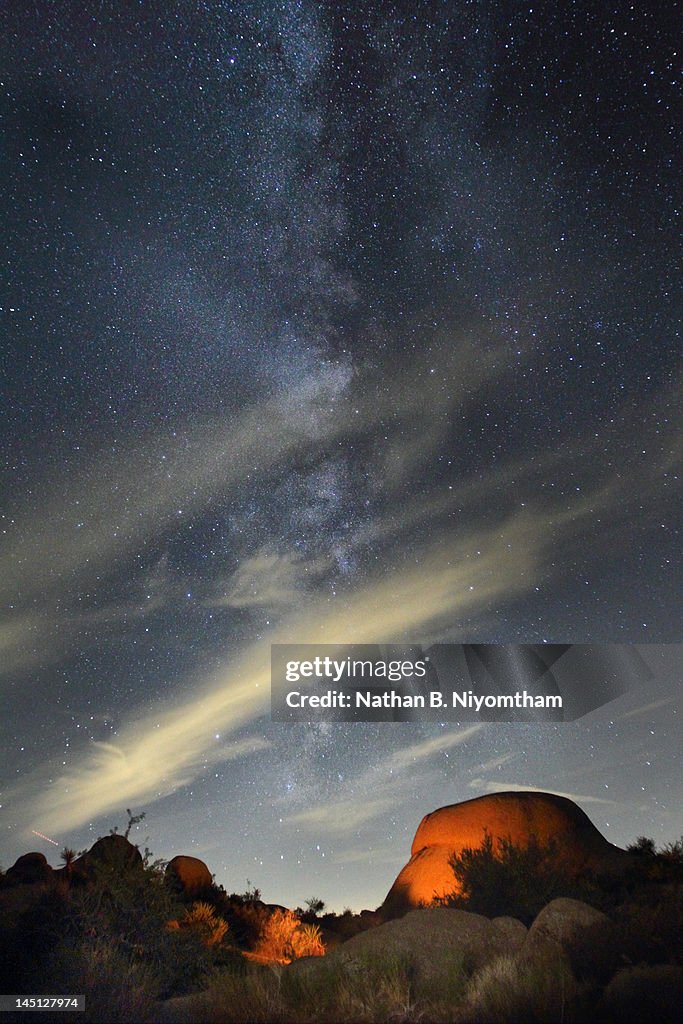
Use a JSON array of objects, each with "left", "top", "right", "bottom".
[
  {"left": 438, "top": 831, "right": 592, "bottom": 924},
  {"left": 2, "top": 827, "right": 683, "bottom": 1022},
  {"left": 439, "top": 830, "right": 683, "bottom": 926}
]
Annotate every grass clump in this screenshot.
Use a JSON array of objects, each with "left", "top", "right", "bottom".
[
  {"left": 167, "top": 900, "right": 230, "bottom": 948},
  {"left": 462, "top": 952, "right": 584, "bottom": 1024},
  {"left": 192, "top": 952, "right": 434, "bottom": 1023}
]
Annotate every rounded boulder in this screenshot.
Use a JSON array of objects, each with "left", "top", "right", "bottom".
[
  {"left": 380, "top": 791, "right": 628, "bottom": 917},
  {"left": 165, "top": 855, "right": 213, "bottom": 895},
  {"left": 6, "top": 852, "right": 54, "bottom": 885}
]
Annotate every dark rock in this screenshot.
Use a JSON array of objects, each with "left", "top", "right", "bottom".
[
  {"left": 72, "top": 834, "right": 143, "bottom": 882},
  {"left": 522, "top": 896, "right": 611, "bottom": 962},
  {"left": 599, "top": 964, "right": 683, "bottom": 1023},
  {"left": 490, "top": 915, "right": 527, "bottom": 949},
  {"left": 6, "top": 852, "right": 54, "bottom": 885},
  {"left": 288, "top": 906, "right": 525, "bottom": 989}
]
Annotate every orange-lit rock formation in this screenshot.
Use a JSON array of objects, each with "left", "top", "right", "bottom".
[
  {"left": 380, "top": 791, "right": 627, "bottom": 918},
  {"left": 165, "top": 854, "right": 213, "bottom": 894}
]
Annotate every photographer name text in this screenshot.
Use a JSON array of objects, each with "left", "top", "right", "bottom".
[{"left": 284, "top": 689, "right": 563, "bottom": 711}]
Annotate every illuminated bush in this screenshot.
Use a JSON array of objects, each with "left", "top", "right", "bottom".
[
  {"left": 290, "top": 922, "right": 325, "bottom": 959},
  {"left": 167, "top": 900, "right": 230, "bottom": 948},
  {"left": 253, "top": 908, "right": 325, "bottom": 963}
]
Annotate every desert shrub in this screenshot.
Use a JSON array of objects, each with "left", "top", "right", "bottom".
[
  {"left": 62, "top": 873, "right": 212, "bottom": 998},
  {"left": 66, "top": 849, "right": 176, "bottom": 945},
  {"left": 220, "top": 893, "right": 271, "bottom": 948},
  {"left": 321, "top": 908, "right": 380, "bottom": 942},
  {"left": 0, "top": 884, "right": 71, "bottom": 993},
  {"left": 304, "top": 895, "right": 325, "bottom": 916},
  {"left": 290, "top": 922, "right": 325, "bottom": 958},
  {"left": 52, "top": 936, "right": 159, "bottom": 1023},
  {"left": 332, "top": 953, "right": 418, "bottom": 1022},
  {"left": 599, "top": 963, "right": 683, "bottom": 1024},
  {"left": 252, "top": 907, "right": 325, "bottom": 963},
  {"left": 627, "top": 836, "right": 657, "bottom": 857},
  {"left": 593, "top": 836, "right": 683, "bottom": 910},
  {"left": 168, "top": 900, "right": 230, "bottom": 948},
  {"left": 300, "top": 951, "right": 464, "bottom": 1022},
  {"left": 440, "top": 831, "right": 591, "bottom": 924},
  {"left": 252, "top": 907, "right": 299, "bottom": 962},
  {"left": 463, "top": 952, "right": 584, "bottom": 1023},
  {"left": 190, "top": 966, "right": 285, "bottom": 1023},
  {"left": 626, "top": 835, "right": 683, "bottom": 872},
  {"left": 610, "top": 886, "right": 683, "bottom": 966}
]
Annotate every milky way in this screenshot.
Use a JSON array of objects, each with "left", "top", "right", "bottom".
[{"left": 1, "top": 1, "right": 680, "bottom": 910}]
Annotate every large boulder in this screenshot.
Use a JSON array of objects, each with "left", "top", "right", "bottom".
[
  {"left": 85, "top": 834, "right": 143, "bottom": 867},
  {"left": 380, "top": 791, "right": 628, "bottom": 917},
  {"left": 522, "top": 897, "right": 612, "bottom": 961},
  {"left": 71, "top": 835, "right": 143, "bottom": 883},
  {"left": 5, "top": 852, "right": 54, "bottom": 885},
  {"left": 342, "top": 909, "right": 528, "bottom": 978},
  {"left": 165, "top": 855, "right": 212, "bottom": 895},
  {"left": 522, "top": 897, "right": 622, "bottom": 985},
  {"left": 602, "top": 962, "right": 683, "bottom": 1019},
  {"left": 599, "top": 964, "right": 683, "bottom": 1023},
  {"left": 287, "top": 907, "right": 527, "bottom": 992}
]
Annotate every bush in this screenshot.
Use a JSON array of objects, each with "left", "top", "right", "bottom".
[
  {"left": 52, "top": 936, "right": 160, "bottom": 1023},
  {"left": 168, "top": 900, "right": 230, "bottom": 948},
  {"left": 0, "top": 885, "right": 71, "bottom": 994},
  {"left": 439, "top": 831, "right": 589, "bottom": 924},
  {"left": 252, "top": 908, "right": 325, "bottom": 963},
  {"left": 290, "top": 922, "right": 325, "bottom": 959},
  {"left": 611, "top": 886, "right": 683, "bottom": 966}
]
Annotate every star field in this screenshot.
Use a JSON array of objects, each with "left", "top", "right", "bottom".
[{"left": 0, "top": 1, "right": 680, "bottom": 909}]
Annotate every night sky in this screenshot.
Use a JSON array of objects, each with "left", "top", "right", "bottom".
[{"left": 1, "top": 1, "right": 680, "bottom": 911}]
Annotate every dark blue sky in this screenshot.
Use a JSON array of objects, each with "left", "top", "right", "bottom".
[{"left": 1, "top": 1, "right": 680, "bottom": 909}]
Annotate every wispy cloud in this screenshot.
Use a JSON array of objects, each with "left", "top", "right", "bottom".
[
  {"left": 288, "top": 796, "right": 397, "bottom": 833},
  {"left": 210, "top": 547, "right": 325, "bottom": 610},
  {"left": 387, "top": 726, "right": 484, "bottom": 769},
  {"left": 474, "top": 751, "right": 519, "bottom": 773},
  {"left": 285, "top": 727, "right": 485, "bottom": 840},
  {"left": 332, "top": 844, "right": 398, "bottom": 865},
  {"left": 0, "top": 614, "right": 45, "bottom": 677},
  {"left": 471, "top": 781, "right": 618, "bottom": 806},
  {"left": 617, "top": 697, "right": 678, "bottom": 721},
  {"left": 6, "top": 507, "right": 580, "bottom": 838},
  {"left": 5, "top": 341, "right": 679, "bottom": 841}
]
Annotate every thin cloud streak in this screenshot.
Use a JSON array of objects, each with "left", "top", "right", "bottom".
[
  {"left": 475, "top": 751, "right": 519, "bottom": 773},
  {"left": 0, "top": 337, "right": 503, "bottom": 610},
  {"left": 10, "top": 500, "right": 584, "bottom": 838},
  {"left": 617, "top": 697, "right": 678, "bottom": 720},
  {"left": 287, "top": 728, "right": 486, "bottom": 839},
  {"left": 474, "top": 781, "right": 618, "bottom": 806},
  {"left": 387, "top": 727, "right": 484, "bottom": 769},
  {"left": 288, "top": 796, "right": 397, "bottom": 833},
  {"left": 10, "top": 391, "right": 672, "bottom": 838}
]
